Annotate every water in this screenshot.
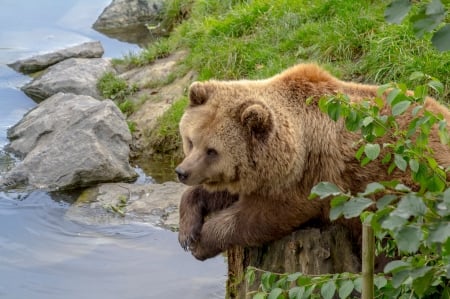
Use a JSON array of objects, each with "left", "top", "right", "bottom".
[{"left": 0, "top": 1, "right": 226, "bottom": 298}]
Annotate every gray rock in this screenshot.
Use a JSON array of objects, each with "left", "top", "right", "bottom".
[
  {"left": 93, "top": 0, "right": 164, "bottom": 30},
  {"left": 7, "top": 41, "right": 104, "bottom": 74},
  {"left": 21, "top": 58, "right": 114, "bottom": 102},
  {"left": 2, "top": 92, "right": 137, "bottom": 191},
  {"left": 66, "top": 181, "right": 187, "bottom": 230}
]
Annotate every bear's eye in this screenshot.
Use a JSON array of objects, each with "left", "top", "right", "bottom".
[
  {"left": 187, "top": 139, "right": 193, "bottom": 150},
  {"left": 206, "top": 148, "right": 218, "bottom": 156}
]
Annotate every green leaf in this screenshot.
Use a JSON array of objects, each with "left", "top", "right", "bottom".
[
  {"left": 268, "top": 288, "right": 284, "bottom": 299},
  {"left": 386, "top": 88, "right": 401, "bottom": 105},
  {"left": 364, "top": 143, "right": 381, "bottom": 160},
  {"left": 391, "top": 270, "right": 410, "bottom": 288},
  {"left": 320, "top": 280, "right": 336, "bottom": 299},
  {"left": 362, "top": 116, "right": 374, "bottom": 127},
  {"left": 254, "top": 292, "right": 267, "bottom": 299},
  {"left": 246, "top": 268, "right": 256, "bottom": 285},
  {"left": 411, "top": 267, "right": 434, "bottom": 297},
  {"left": 411, "top": 0, "right": 445, "bottom": 37},
  {"left": 262, "top": 272, "right": 277, "bottom": 292},
  {"left": 394, "top": 154, "right": 407, "bottom": 171},
  {"left": 428, "top": 223, "right": 450, "bottom": 243},
  {"left": 428, "top": 80, "right": 444, "bottom": 95},
  {"left": 395, "top": 225, "right": 422, "bottom": 253},
  {"left": 381, "top": 215, "right": 407, "bottom": 230},
  {"left": 353, "top": 277, "right": 362, "bottom": 293},
  {"left": 384, "top": 0, "right": 412, "bottom": 24},
  {"left": 355, "top": 144, "right": 365, "bottom": 161},
  {"left": 384, "top": 260, "right": 411, "bottom": 273},
  {"left": 432, "top": 24, "right": 450, "bottom": 52},
  {"left": 287, "top": 273, "right": 302, "bottom": 282},
  {"left": 310, "top": 182, "right": 341, "bottom": 199},
  {"left": 409, "top": 159, "right": 420, "bottom": 173},
  {"left": 330, "top": 195, "right": 349, "bottom": 221},
  {"left": 338, "top": 280, "right": 354, "bottom": 299},
  {"left": 374, "top": 276, "right": 387, "bottom": 289},
  {"left": 392, "top": 193, "right": 426, "bottom": 218},
  {"left": 392, "top": 100, "right": 411, "bottom": 116},
  {"left": 343, "top": 197, "right": 373, "bottom": 218},
  {"left": 363, "top": 182, "right": 385, "bottom": 195},
  {"left": 288, "top": 286, "right": 304, "bottom": 299},
  {"left": 327, "top": 101, "right": 342, "bottom": 121},
  {"left": 376, "top": 194, "right": 397, "bottom": 209}
]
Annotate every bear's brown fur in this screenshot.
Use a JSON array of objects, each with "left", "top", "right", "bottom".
[{"left": 176, "top": 63, "right": 450, "bottom": 261}]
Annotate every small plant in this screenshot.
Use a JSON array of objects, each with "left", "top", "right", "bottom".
[
  {"left": 97, "top": 72, "right": 138, "bottom": 102},
  {"left": 104, "top": 195, "right": 128, "bottom": 217},
  {"left": 118, "top": 99, "right": 136, "bottom": 116},
  {"left": 127, "top": 121, "right": 137, "bottom": 133}
]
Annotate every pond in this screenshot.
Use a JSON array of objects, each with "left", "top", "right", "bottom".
[{"left": 0, "top": 1, "right": 226, "bottom": 298}]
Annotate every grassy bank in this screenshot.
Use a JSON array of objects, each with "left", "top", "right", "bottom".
[{"left": 120, "top": 0, "right": 450, "bottom": 152}]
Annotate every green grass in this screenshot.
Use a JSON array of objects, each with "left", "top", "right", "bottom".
[
  {"left": 97, "top": 72, "right": 139, "bottom": 118},
  {"left": 160, "top": 0, "right": 449, "bottom": 99},
  {"left": 149, "top": 97, "right": 189, "bottom": 153}
]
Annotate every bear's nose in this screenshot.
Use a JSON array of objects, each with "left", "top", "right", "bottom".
[{"left": 175, "top": 167, "right": 189, "bottom": 182}]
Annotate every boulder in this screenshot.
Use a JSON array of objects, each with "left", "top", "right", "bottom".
[
  {"left": 1, "top": 92, "right": 137, "bottom": 191},
  {"left": 66, "top": 181, "right": 187, "bottom": 229},
  {"left": 93, "top": 0, "right": 165, "bottom": 30},
  {"left": 21, "top": 58, "right": 114, "bottom": 102},
  {"left": 7, "top": 41, "right": 104, "bottom": 74}
]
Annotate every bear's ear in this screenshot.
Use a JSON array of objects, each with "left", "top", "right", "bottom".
[
  {"left": 189, "top": 82, "right": 211, "bottom": 106},
  {"left": 240, "top": 102, "right": 273, "bottom": 139}
]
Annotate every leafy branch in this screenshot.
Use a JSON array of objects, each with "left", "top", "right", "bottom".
[{"left": 246, "top": 76, "right": 450, "bottom": 298}]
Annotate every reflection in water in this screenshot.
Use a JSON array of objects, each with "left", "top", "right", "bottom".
[{"left": 0, "top": 191, "right": 226, "bottom": 299}]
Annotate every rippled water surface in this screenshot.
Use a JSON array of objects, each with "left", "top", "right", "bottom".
[{"left": 0, "top": 1, "right": 226, "bottom": 298}]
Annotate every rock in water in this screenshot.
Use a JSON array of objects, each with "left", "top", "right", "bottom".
[
  {"left": 7, "top": 41, "right": 104, "bottom": 74},
  {"left": 21, "top": 58, "right": 114, "bottom": 102},
  {"left": 2, "top": 92, "right": 137, "bottom": 191},
  {"left": 93, "top": 0, "right": 164, "bottom": 30}
]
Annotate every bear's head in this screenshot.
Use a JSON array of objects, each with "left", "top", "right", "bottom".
[{"left": 175, "top": 80, "right": 301, "bottom": 195}]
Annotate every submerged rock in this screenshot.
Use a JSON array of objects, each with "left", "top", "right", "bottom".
[
  {"left": 66, "top": 181, "right": 187, "bottom": 230},
  {"left": 21, "top": 58, "right": 114, "bottom": 102},
  {"left": 1, "top": 92, "right": 137, "bottom": 191},
  {"left": 7, "top": 41, "right": 104, "bottom": 74}
]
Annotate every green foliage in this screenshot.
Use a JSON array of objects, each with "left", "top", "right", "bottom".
[
  {"left": 248, "top": 77, "right": 450, "bottom": 298},
  {"left": 385, "top": 0, "right": 449, "bottom": 51},
  {"left": 149, "top": 97, "right": 189, "bottom": 153},
  {"left": 97, "top": 72, "right": 138, "bottom": 102},
  {"left": 97, "top": 72, "right": 139, "bottom": 119}
]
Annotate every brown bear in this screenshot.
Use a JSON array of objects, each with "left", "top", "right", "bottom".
[{"left": 175, "top": 63, "right": 450, "bottom": 261}]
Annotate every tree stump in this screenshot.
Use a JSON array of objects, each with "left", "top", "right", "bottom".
[{"left": 226, "top": 224, "right": 361, "bottom": 299}]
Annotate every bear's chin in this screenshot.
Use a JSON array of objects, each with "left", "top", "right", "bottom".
[{"left": 203, "top": 181, "right": 240, "bottom": 195}]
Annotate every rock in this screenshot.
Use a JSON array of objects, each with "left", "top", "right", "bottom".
[
  {"left": 2, "top": 92, "right": 137, "bottom": 191},
  {"left": 66, "top": 181, "right": 187, "bottom": 229},
  {"left": 7, "top": 41, "right": 104, "bottom": 74},
  {"left": 21, "top": 58, "right": 115, "bottom": 102},
  {"left": 93, "top": 0, "right": 164, "bottom": 30},
  {"left": 93, "top": 0, "right": 166, "bottom": 46}
]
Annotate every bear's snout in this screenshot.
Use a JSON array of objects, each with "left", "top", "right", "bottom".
[{"left": 175, "top": 166, "right": 189, "bottom": 183}]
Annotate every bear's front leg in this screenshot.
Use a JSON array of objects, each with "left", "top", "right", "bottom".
[
  {"left": 178, "top": 186, "right": 239, "bottom": 251},
  {"left": 189, "top": 195, "right": 322, "bottom": 261}
]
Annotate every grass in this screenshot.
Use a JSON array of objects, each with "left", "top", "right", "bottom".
[
  {"left": 148, "top": 0, "right": 449, "bottom": 97},
  {"left": 149, "top": 97, "right": 189, "bottom": 154},
  {"left": 122, "top": 0, "right": 450, "bottom": 153}
]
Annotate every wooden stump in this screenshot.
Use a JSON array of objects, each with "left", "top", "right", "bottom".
[{"left": 226, "top": 225, "right": 361, "bottom": 299}]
